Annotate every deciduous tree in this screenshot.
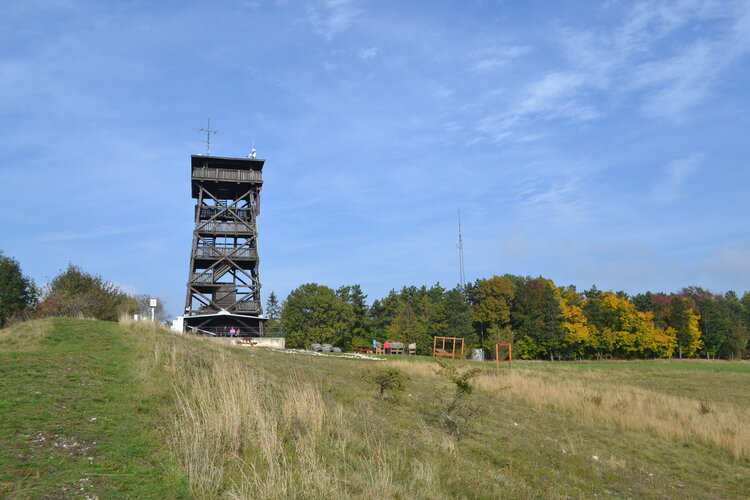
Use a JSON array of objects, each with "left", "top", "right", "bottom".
[
  {"left": 471, "top": 275, "right": 515, "bottom": 348},
  {"left": 281, "top": 283, "right": 355, "bottom": 349},
  {"left": 668, "top": 297, "right": 702, "bottom": 358},
  {"left": 559, "top": 287, "right": 591, "bottom": 358},
  {"left": 0, "top": 251, "right": 37, "bottom": 327}
]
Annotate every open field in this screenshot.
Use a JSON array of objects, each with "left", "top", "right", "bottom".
[{"left": 1, "top": 319, "right": 749, "bottom": 499}]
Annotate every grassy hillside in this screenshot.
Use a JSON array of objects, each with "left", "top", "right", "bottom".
[
  {"left": 1, "top": 319, "right": 748, "bottom": 499},
  {"left": 0, "top": 319, "right": 187, "bottom": 498}
]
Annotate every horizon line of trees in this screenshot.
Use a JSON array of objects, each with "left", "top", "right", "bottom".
[
  {"left": 276, "top": 277, "right": 750, "bottom": 360},
  {"left": 3, "top": 248, "right": 748, "bottom": 360}
]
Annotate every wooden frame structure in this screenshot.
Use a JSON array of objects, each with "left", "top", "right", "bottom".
[
  {"left": 433, "top": 336, "right": 464, "bottom": 358},
  {"left": 495, "top": 342, "right": 513, "bottom": 367},
  {"left": 184, "top": 155, "right": 266, "bottom": 336}
]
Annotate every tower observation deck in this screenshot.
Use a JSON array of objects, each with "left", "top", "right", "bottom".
[{"left": 183, "top": 154, "right": 266, "bottom": 336}]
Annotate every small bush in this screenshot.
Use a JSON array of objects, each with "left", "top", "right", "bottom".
[
  {"left": 362, "top": 367, "right": 409, "bottom": 400},
  {"left": 435, "top": 359, "right": 481, "bottom": 395},
  {"left": 434, "top": 359, "right": 483, "bottom": 440}
]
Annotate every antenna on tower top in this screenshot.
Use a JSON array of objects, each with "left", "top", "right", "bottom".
[
  {"left": 248, "top": 140, "right": 257, "bottom": 159},
  {"left": 196, "top": 118, "right": 219, "bottom": 155},
  {"left": 457, "top": 208, "right": 466, "bottom": 288}
]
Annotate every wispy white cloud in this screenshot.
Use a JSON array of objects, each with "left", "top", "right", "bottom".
[
  {"left": 476, "top": 114, "right": 520, "bottom": 142},
  {"left": 476, "top": 71, "right": 599, "bottom": 142},
  {"left": 516, "top": 175, "right": 590, "bottom": 226},
  {"left": 632, "top": 7, "right": 750, "bottom": 117},
  {"left": 652, "top": 156, "right": 700, "bottom": 202},
  {"left": 433, "top": 86, "right": 453, "bottom": 99},
  {"left": 306, "top": 0, "right": 360, "bottom": 40},
  {"left": 471, "top": 45, "right": 530, "bottom": 72},
  {"left": 475, "top": 0, "right": 750, "bottom": 141},
  {"left": 356, "top": 46, "right": 379, "bottom": 60},
  {"left": 610, "top": 0, "right": 726, "bottom": 53},
  {"left": 518, "top": 72, "right": 582, "bottom": 114}
]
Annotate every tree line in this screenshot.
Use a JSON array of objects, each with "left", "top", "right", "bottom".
[
  {"left": 0, "top": 251, "right": 168, "bottom": 327},
  {"left": 275, "top": 276, "right": 750, "bottom": 360},
  {"left": 3, "top": 248, "right": 748, "bottom": 359}
]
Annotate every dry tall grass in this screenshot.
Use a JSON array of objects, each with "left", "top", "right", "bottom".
[
  {"left": 0, "top": 318, "right": 52, "bottom": 350},
  {"left": 478, "top": 370, "right": 750, "bottom": 460},
  {"left": 381, "top": 360, "right": 437, "bottom": 378},
  {"left": 384, "top": 359, "right": 750, "bottom": 459},
  {"left": 119, "top": 323, "right": 750, "bottom": 497},
  {"left": 126, "top": 323, "right": 443, "bottom": 499},
  {"left": 118, "top": 313, "right": 160, "bottom": 333}
]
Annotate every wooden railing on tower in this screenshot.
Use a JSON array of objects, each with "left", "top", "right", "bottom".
[
  {"left": 192, "top": 168, "right": 262, "bottom": 183},
  {"left": 194, "top": 247, "right": 258, "bottom": 259}
]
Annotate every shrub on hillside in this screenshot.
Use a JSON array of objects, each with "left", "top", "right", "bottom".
[
  {"left": 362, "top": 367, "right": 409, "bottom": 400},
  {"left": 38, "top": 264, "right": 136, "bottom": 321},
  {"left": 433, "top": 359, "right": 482, "bottom": 440}
]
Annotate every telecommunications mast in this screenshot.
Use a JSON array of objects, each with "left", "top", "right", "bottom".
[{"left": 457, "top": 208, "right": 466, "bottom": 288}]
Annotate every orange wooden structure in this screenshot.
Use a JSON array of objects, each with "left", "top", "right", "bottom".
[
  {"left": 433, "top": 336, "right": 464, "bottom": 358},
  {"left": 495, "top": 342, "right": 512, "bottom": 367}
]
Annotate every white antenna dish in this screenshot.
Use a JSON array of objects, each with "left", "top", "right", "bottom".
[{"left": 248, "top": 141, "right": 257, "bottom": 158}]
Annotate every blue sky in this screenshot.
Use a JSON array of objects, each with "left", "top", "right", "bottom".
[{"left": 1, "top": 0, "right": 749, "bottom": 316}]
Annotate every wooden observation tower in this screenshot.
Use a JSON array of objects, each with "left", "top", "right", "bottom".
[{"left": 183, "top": 154, "right": 266, "bottom": 336}]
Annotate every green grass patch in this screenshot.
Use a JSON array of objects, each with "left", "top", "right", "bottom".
[{"left": 0, "top": 319, "right": 187, "bottom": 499}]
